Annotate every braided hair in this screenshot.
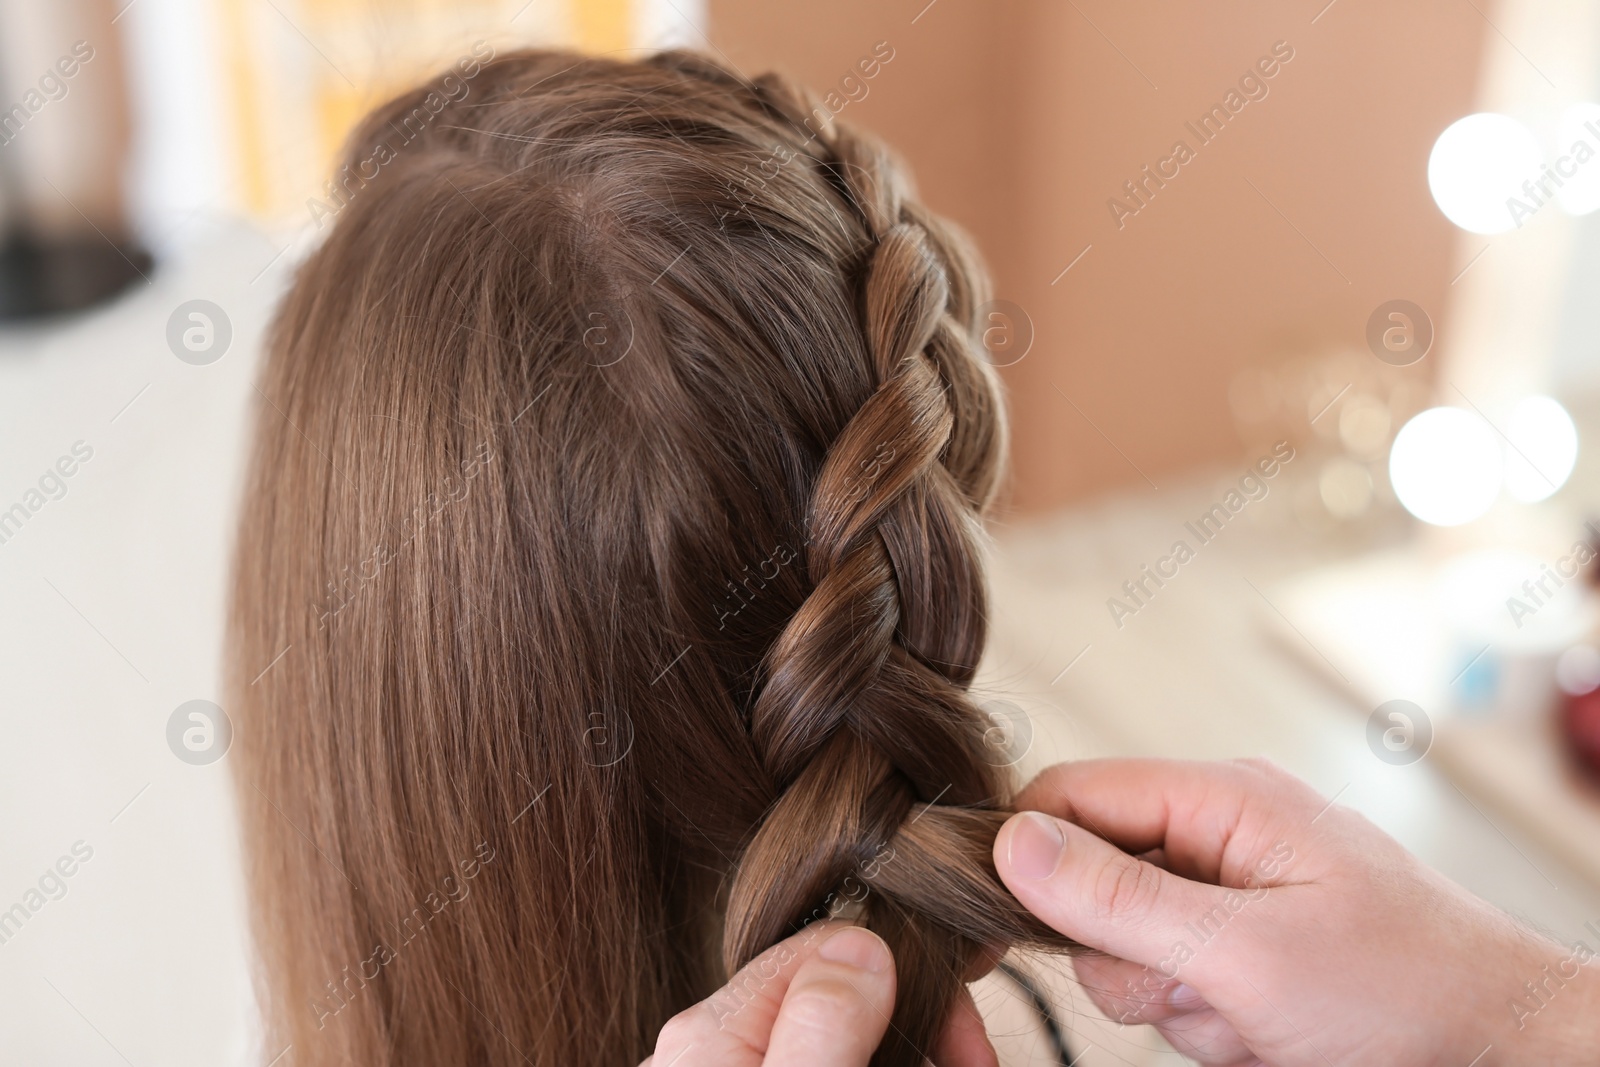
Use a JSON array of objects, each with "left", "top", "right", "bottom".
[
  {"left": 230, "top": 47, "right": 1075, "bottom": 1067},
  {"left": 719, "top": 60, "right": 1077, "bottom": 1061}
]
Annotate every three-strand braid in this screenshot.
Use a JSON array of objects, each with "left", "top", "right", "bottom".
[{"left": 678, "top": 61, "right": 1078, "bottom": 1066}]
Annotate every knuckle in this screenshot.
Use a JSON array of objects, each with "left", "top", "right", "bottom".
[
  {"left": 1230, "top": 755, "right": 1324, "bottom": 815},
  {"left": 1230, "top": 755, "right": 1283, "bottom": 778},
  {"left": 653, "top": 1006, "right": 707, "bottom": 1054},
  {"left": 1090, "top": 854, "right": 1161, "bottom": 923}
]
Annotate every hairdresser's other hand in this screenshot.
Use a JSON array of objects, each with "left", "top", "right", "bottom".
[
  {"left": 642, "top": 920, "right": 999, "bottom": 1067},
  {"left": 994, "top": 758, "right": 1600, "bottom": 1067}
]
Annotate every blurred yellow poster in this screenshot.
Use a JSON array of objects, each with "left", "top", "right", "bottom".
[{"left": 196, "top": 0, "right": 701, "bottom": 226}]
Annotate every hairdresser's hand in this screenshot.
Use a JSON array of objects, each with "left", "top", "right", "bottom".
[
  {"left": 642, "top": 920, "right": 998, "bottom": 1067},
  {"left": 994, "top": 758, "right": 1600, "bottom": 1067}
]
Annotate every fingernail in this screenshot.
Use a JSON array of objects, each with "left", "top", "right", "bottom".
[
  {"left": 1169, "top": 983, "right": 1204, "bottom": 1011},
  {"left": 1007, "top": 811, "right": 1065, "bottom": 881},
  {"left": 818, "top": 927, "right": 892, "bottom": 973}
]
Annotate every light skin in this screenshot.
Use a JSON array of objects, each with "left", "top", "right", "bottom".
[
  {"left": 641, "top": 920, "right": 998, "bottom": 1067},
  {"left": 995, "top": 757, "right": 1600, "bottom": 1066},
  {"left": 654, "top": 758, "right": 1600, "bottom": 1066}
]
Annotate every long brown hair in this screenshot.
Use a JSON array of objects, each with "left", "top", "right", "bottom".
[{"left": 229, "top": 48, "right": 1072, "bottom": 1067}]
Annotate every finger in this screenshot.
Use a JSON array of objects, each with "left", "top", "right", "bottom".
[
  {"left": 1070, "top": 957, "right": 1254, "bottom": 1066},
  {"left": 763, "top": 926, "right": 896, "bottom": 1067},
  {"left": 1151, "top": 1010, "right": 1258, "bottom": 1067},
  {"left": 931, "top": 986, "right": 998, "bottom": 1067},
  {"left": 993, "top": 811, "right": 1237, "bottom": 979},
  {"left": 1015, "top": 758, "right": 1317, "bottom": 884},
  {"left": 1073, "top": 953, "right": 1188, "bottom": 1027},
  {"left": 649, "top": 920, "right": 857, "bottom": 1066}
]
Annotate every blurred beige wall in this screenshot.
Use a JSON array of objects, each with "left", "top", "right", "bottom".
[{"left": 710, "top": 0, "right": 1487, "bottom": 513}]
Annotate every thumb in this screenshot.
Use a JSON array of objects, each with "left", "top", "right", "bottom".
[{"left": 995, "top": 811, "right": 1236, "bottom": 977}]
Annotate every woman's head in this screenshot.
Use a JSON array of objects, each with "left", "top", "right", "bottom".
[{"left": 230, "top": 48, "right": 1070, "bottom": 1067}]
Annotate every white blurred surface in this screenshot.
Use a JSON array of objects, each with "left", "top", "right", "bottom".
[{"left": 0, "top": 218, "right": 285, "bottom": 1066}]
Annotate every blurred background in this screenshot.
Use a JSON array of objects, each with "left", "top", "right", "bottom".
[{"left": 5, "top": 0, "right": 1600, "bottom": 1063}]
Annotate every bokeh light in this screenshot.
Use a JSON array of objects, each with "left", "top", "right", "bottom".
[
  {"left": 1338, "top": 393, "right": 1392, "bottom": 458},
  {"left": 1503, "top": 395, "right": 1578, "bottom": 502},
  {"left": 1555, "top": 102, "right": 1600, "bottom": 216},
  {"left": 1558, "top": 646, "right": 1600, "bottom": 696},
  {"left": 1428, "top": 113, "right": 1544, "bottom": 233},
  {"left": 1319, "top": 458, "right": 1374, "bottom": 519},
  {"left": 1389, "top": 407, "right": 1503, "bottom": 525}
]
